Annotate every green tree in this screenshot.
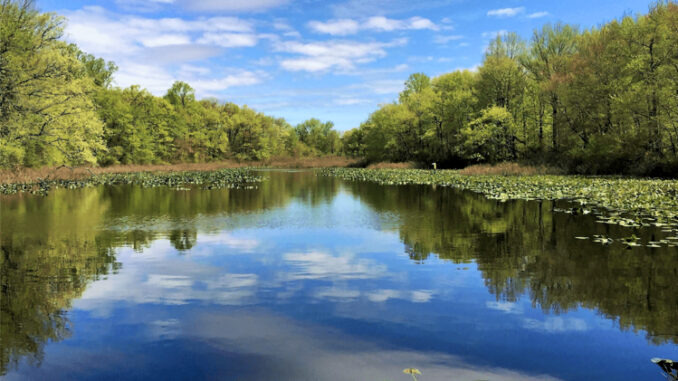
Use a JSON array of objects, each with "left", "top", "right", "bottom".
[
  {"left": 0, "top": 0, "right": 104, "bottom": 167},
  {"left": 522, "top": 23, "right": 579, "bottom": 153},
  {"left": 462, "top": 106, "right": 518, "bottom": 163},
  {"left": 294, "top": 118, "right": 341, "bottom": 155}
]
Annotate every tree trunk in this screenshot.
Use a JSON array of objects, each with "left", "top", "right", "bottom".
[{"left": 551, "top": 94, "right": 558, "bottom": 152}]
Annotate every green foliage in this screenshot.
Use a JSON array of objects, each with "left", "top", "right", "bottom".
[
  {"left": 462, "top": 106, "right": 518, "bottom": 163},
  {"left": 0, "top": 1, "right": 340, "bottom": 169},
  {"left": 344, "top": 2, "right": 678, "bottom": 175},
  {"left": 294, "top": 118, "right": 341, "bottom": 155},
  {"left": 77, "top": 50, "right": 117, "bottom": 89},
  {"left": 97, "top": 86, "right": 175, "bottom": 164},
  {"left": 0, "top": 0, "right": 105, "bottom": 167}
]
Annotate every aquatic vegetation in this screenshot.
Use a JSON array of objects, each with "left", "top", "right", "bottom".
[
  {"left": 320, "top": 168, "right": 678, "bottom": 247},
  {"left": 651, "top": 358, "right": 678, "bottom": 380},
  {"left": 403, "top": 368, "right": 421, "bottom": 381},
  {"left": 0, "top": 168, "right": 263, "bottom": 196}
]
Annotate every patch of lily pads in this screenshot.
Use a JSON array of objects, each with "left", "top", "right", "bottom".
[
  {"left": 0, "top": 168, "right": 263, "bottom": 196},
  {"left": 319, "top": 168, "right": 678, "bottom": 248}
]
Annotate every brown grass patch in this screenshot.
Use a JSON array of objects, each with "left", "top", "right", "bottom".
[
  {"left": 0, "top": 156, "right": 357, "bottom": 185},
  {"left": 458, "top": 162, "right": 563, "bottom": 176},
  {"left": 366, "top": 162, "right": 418, "bottom": 169},
  {"left": 257, "top": 156, "right": 358, "bottom": 169}
]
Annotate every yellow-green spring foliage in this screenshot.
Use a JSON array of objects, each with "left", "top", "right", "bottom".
[
  {"left": 341, "top": 2, "right": 678, "bottom": 175},
  {"left": 0, "top": 0, "right": 341, "bottom": 168}
]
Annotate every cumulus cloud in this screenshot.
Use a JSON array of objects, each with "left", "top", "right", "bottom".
[
  {"left": 308, "top": 19, "right": 360, "bottom": 36},
  {"left": 308, "top": 16, "right": 438, "bottom": 36},
  {"left": 179, "top": 0, "right": 290, "bottom": 12},
  {"left": 63, "top": 6, "right": 257, "bottom": 62},
  {"left": 197, "top": 32, "right": 259, "bottom": 48},
  {"left": 62, "top": 7, "right": 262, "bottom": 96},
  {"left": 117, "top": 0, "right": 290, "bottom": 12},
  {"left": 115, "top": 0, "right": 176, "bottom": 12},
  {"left": 276, "top": 38, "right": 408, "bottom": 72},
  {"left": 487, "top": 7, "right": 525, "bottom": 17},
  {"left": 528, "top": 11, "right": 550, "bottom": 19}
]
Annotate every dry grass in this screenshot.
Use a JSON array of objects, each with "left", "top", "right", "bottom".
[
  {"left": 0, "top": 156, "right": 357, "bottom": 185},
  {"left": 457, "top": 162, "right": 563, "bottom": 176},
  {"left": 257, "top": 156, "right": 358, "bottom": 169},
  {"left": 366, "top": 162, "right": 418, "bottom": 169}
]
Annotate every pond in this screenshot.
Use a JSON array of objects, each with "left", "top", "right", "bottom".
[{"left": 1, "top": 170, "right": 677, "bottom": 380}]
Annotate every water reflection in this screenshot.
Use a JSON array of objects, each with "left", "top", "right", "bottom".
[
  {"left": 346, "top": 181, "right": 678, "bottom": 345},
  {"left": 1, "top": 170, "right": 677, "bottom": 380}
]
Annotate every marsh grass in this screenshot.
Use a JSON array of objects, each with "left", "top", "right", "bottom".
[
  {"left": 458, "top": 163, "right": 563, "bottom": 176},
  {"left": 367, "top": 162, "right": 419, "bottom": 169},
  {"left": 0, "top": 156, "right": 356, "bottom": 185}
]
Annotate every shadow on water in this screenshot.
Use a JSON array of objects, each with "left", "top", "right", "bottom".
[{"left": 0, "top": 170, "right": 676, "bottom": 379}]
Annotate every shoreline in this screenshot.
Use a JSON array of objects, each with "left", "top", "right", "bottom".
[{"left": 0, "top": 156, "right": 357, "bottom": 186}]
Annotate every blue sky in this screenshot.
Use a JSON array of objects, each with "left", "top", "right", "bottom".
[{"left": 39, "top": 0, "right": 653, "bottom": 130}]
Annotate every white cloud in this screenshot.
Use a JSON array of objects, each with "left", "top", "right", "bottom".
[
  {"left": 528, "top": 11, "right": 550, "bottom": 19},
  {"left": 335, "top": 98, "right": 370, "bottom": 105},
  {"left": 117, "top": 0, "right": 289, "bottom": 12},
  {"left": 178, "top": 64, "right": 211, "bottom": 76},
  {"left": 276, "top": 38, "right": 407, "bottom": 73},
  {"left": 189, "top": 71, "right": 262, "bottom": 96},
  {"left": 139, "top": 33, "right": 191, "bottom": 47},
  {"left": 115, "top": 0, "right": 176, "bottom": 12},
  {"left": 407, "top": 16, "right": 439, "bottom": 30},
  {"left": 434, "top": 34, "right": 464, "bottom": 44},
  {"left": 114, "top": 62, "right": 176, "bottom": 93},
  {"left": 197, "top": 32, "right": 259, "bottom": 48},
  {"left": 363, "top": 16, "right": 403, "bottom": 31},
  {"left": 138, "top": 45, "right": 224, "bottom": 65},
  {"left": 308, "top": 16, "right": 438, "bottom": 36},
  {"left": 308, "top": 19, "right": 360, "bottom": 36},
  {"left": 487, "top": 7, "right": 525, "bottom": 17},
  {"left": 62, "top": 7, "right": 262, "bottom": 96},
  {"left": 64, "top": 7, "right": 255, "bottom": 58},
  {"left": 180, "top": 0, "right": 290, "bottom": 12},
  {"left": 272, "top": 19, "right": 301, "bottom": 38}
]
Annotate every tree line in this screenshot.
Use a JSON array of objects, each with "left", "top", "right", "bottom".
[
  {"left": 0, "top": 0, "right": 340, "bottom": 168},
  {"left": 3, "top": 0, "right": 678, "bottom": 175},
  {"left": 342, "top": 2, "right": 678, "bottom": 175}
]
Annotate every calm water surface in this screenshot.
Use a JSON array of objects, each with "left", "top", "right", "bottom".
[{"left": 1, "top": 170, "right": 677, "bottom": 380}]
